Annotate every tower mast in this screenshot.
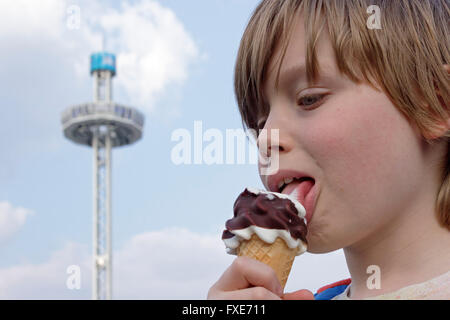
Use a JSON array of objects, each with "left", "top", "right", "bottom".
[{"left": 61, "top": 52, "right": 144, "bottom": 300}]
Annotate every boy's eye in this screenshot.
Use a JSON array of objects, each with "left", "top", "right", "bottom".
[{"left": 297, "top": 94, "right": 325, "bottom": 109}]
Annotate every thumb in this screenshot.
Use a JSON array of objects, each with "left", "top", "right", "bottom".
[{"left": 282, "top": 289, "right": 315, "bottom": 300}]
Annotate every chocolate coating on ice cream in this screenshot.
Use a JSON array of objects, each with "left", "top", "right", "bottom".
[{"left": 222, "top": 188, "right": 307, "bottom": 244}]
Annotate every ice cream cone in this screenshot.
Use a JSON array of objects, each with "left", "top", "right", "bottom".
[
  {"left": 236, "top": 234, "right": 304, "bottom": 288},
  {"left": 223, "top": 187, "right": 309, "bottom": 289}
]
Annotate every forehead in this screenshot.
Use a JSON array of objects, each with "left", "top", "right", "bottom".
[
  {"left": 266, "top": 14, "right": 307, "bottom": 80},
  {"left": 262, "top": 13, "right": 337, "bottom": 101}
]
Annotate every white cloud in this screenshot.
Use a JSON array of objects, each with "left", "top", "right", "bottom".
[
  {"left": 0, "top": 0, "right": 99, "bottom": 68},
  {"left": 0, "top": 0, "right": 199, "bottom": 113},
  {"left": 114, "top": 227, "right": 233, "bottom": 299},
  {"left": 0, "top": 202, "right": 34, "bottom": 245},
  {"left": 95, "top": 1, "right": 199, "bottom": 111},
  {"left": 0, "top": 227, "right": 350, "bottom": 299},
  {"left": 0, "top": 0, "right": 64, "bottom": 39},
  {"left": 0, "top": 242, "right": 90, "bottom": 299},
  {"left": 0, "top": 0, "right": 200, "bottom": 179}
]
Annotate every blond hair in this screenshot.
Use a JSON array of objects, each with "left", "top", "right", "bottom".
[{"left": 234, "top": 0, "right": 450, "bottom": 228}]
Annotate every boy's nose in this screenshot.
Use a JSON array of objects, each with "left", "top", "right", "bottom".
[{"left": 256, "top": 114, "right": 293, "bottom": 156}]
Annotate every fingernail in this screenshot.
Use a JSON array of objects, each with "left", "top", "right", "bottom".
[{"left": 278, "top": 286, "right": 283, "bottom": 296}]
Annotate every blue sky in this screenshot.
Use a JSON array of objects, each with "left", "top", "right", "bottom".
[{"left": 0, "top": 0, "right": 349, "bottom": 299}]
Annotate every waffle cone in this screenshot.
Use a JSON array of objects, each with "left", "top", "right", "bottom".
[{"left": 236, "top": 234, "right": 302, "bottom": 288}]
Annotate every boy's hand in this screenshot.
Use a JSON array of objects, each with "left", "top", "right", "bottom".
[
  {"left": 282, "top": 289, "right": 315, "bottom": 300},
  {"left": 207, "top": 256, "right": 283, "bottom": 300}
]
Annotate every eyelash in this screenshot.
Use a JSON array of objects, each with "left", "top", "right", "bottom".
[
  {"left": 256, "top": 93, "right": 326, "bottom": 130},
  {"left": 296, "top": 93, "right": 326, "bottom": 109}
]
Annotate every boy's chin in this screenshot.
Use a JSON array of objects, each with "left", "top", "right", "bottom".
[
  {"left": 306, "top": 244, "right": 342, "bottom": 254},
  {"left": 305, "top": 234, "right": 347, "bottom": 254}
]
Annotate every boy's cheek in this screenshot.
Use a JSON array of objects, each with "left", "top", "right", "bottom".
[{"left": 306, "top": 102, "right": 395, "bottom": 200}]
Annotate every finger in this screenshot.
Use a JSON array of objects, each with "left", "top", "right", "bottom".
[
  {"left": 219, "top": 286, "right": 282, "bottom": 300},
  {"left": 215, "top": 256, "right": 283, "bottom": 296},
  {"left": 282, "top": 289, "right": 315, "bottom": 300}
]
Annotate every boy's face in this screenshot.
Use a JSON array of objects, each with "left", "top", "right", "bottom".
[{"left": 259, "top": 15, "right": 433, "bottom": 253}]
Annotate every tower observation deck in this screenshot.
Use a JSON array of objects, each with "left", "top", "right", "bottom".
[{"left": 61, "top": 52, "right": 144, "bottom": 300}]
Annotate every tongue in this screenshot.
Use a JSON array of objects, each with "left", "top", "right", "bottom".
[{"left": 282, "top": 179, "right": 314, "bottom": 207}]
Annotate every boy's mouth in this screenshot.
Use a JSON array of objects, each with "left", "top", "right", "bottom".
[
  {"left": 266, "top": 169, "right": 317, "bottom": 223},
  {"left": 281, "top": 178, "right": 316, "bottom": 224}
]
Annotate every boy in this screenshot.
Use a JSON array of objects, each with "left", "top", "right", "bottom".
[{"left": 208, "top": 0, "right": 449, "bottom": 299}]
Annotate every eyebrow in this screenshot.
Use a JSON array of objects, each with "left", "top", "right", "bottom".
[
  {"left": 276, "top": 62, "right": 307, "bottom": 90},
  {"left": 262, "top": 62, "right": 308, "bottom": 104},
  {"left": 261, "top": 62, "right": 307, "bottom": 114},
  {"left": 259, "top": 62, "right": 320, "bottom": 128}
]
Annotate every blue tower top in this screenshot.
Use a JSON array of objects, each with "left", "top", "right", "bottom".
[{"left": 90, "top": 52, "right": 116, "bottom": 76}]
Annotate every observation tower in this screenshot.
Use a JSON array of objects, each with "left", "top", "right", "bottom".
[{"left": 61, "top": 52, "right": 144, "bottom": 300}]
